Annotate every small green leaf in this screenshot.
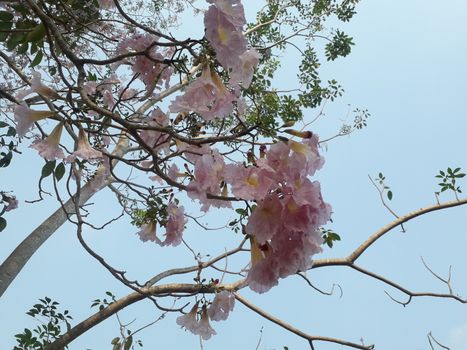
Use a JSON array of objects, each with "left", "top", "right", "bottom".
[
  {"left": 41, "top": 160, "right": 56, "bottom": 178},
  {"left": 0, "top": 11, "right": 14, "bottom": 22},
  {"left": 7, "top": 126, "right": 16, "bottom": 136},
  {"left": 26, "top": 23, "right": 45, "bottom": 43},
  {"left": 0, "top": 217, "right": 7, "bottom": 232},
  {"left": 54, "top": 162, "right": 65, "bottom": 182},
  {"left": 387, "top": 190, "right": 393, "bottom": 200},
  {"left": 30, "top": 50, "right": 43, "bottom": 67},
  {"left": 0, "top": 121, "right": 8, "bottom": 128}
]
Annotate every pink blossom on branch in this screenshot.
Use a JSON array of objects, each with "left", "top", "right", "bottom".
[
  {"left": 245, "top": 194, "right": 283, "bottom": 243},
  {"left": 136, "top": 221, "right": 159, "bottom": 243},
  {"left": 176, "top": 302, "right": 200, "bottom": 334},
  {"left": 97, "top": 0, "right": 115, "bottom": 9},
  {"left": 161, "top": 202, "right": 187, "bottom": 247},
  {"left": 197, "top": 307, "right": 217, "bottom": 340},
  {"left": 204, "top": 0, "right": 247, "bottom": 70},
  {"left": 115, "top": 33, "right": 173, "bottom": 93},
  {"left": 66, "top": 129, "right": 103, "bottom": 162},
  {"left": 169, "top": 66, "right": 236, "bottom": 121},
  {"left": 4, "top": 196, "right": 18, "bottom": 212},
  {"left": 13, "top": 104, "right": 56, "bottom": 137},
  {"left": 224, "top": 163, "right": 274, "bottom": 201},
  {"left": 186, "top": 150, "right": 231, "bottom": 211},
  {"left": 31, "top": 71, "right": 59, "bottom": 99},
  {"left": 207, "top": 291, "right": 235, "bottom": 321},
  {"left": 30, "top": 122, "right": 65, "bottom": 161}
]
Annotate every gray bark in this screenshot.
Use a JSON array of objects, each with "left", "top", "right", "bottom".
[{"left": 0, "top": 181, "right": 98, "bottom": 297}]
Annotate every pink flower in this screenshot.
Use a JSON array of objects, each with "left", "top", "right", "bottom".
[
  {"left": 197, "top": 307, "right": 217, "bottom": 340},
  {"left": 265, "top": 230, "right": 322, "bottom": 280},
  {"left": 246, "top": 243, "right": 280, "bottom": 294},
  {"left": 31, "top": 71, "right": 59, "bottom": 99},
  {"left": 208, "top": 291, "right": 235, "bottom": 321},
  {"left": 139, "top": 108, "right": 170, "bottom": 153},
  {"left": 161, "top": 203, "right": 187, "bottom": 247},
  {"left": 204, "top": 1, "right": 247, "bottom": 70},
  {"left": 169, "top": 66, "right": 236, "bottom": 121},
  {"left": 116, "top": 33, "right": 173, "bottom": 92},
  {"left": 186, "top": 150, "right": 231, "bottom": 211},
  {"left": 14, "top": 104, "right": 55, "bottom": 137},
  {"left": 230, "top": 49, "right": 260, "bottom": 88},
  {"left": 4, "top": 196, "right": 18, "bottom": 212},
  {"left": 66, "top": 129, "right": 103, "bottom": 162},
  {"left": 136, "top": 221, "right": 159, "bottom": 243},
  {"left": 97, "top": 0, "right": 115, "bottom": 9},
  {"left": 176, "top": 302, "right": 200, "bottom": 334},
  {"left": 207, "top": 0, "right": 246, "bottom": 29},
  {"left": 30, "top": 123, "right": 65, "bottom": 161},
  {"left": 83, "top": 81, "right": 97, "bottom": 96},
  {"left": 245, "top": 194, "right": 283, "bottom": 243},
  {"left": 224, "top": 163, "right": 274, "bottom": 201}
]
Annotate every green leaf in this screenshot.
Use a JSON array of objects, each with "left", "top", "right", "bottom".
[
  {"left": 30, "top": 50, "right": 43, "bottom": 67},
  {"left": 0, "top": 11, "right": 14, "bottom": 22},
  {"left": 25, "top": 23, "right": 45, "bottom": 43},
  {"left": 387, "top": 190, "right": 393, "bottom": 200},
  {"left": 41, "top": 160, "right": 56, "bottom": 178},
  {"left": 0, "top": 121, "right": 8, "bottom": 128},
  {"left": 7, "top": 126, "right": 16, "bottom": 136},
  {"left": 17, "top": 41, "right": 29, "bottom": 54},
  {"left": 54, "top": 163, "right": 65, "bottom": 182},
  {"left": 0, "top": 217, "right": 7, "bottom": 232}
]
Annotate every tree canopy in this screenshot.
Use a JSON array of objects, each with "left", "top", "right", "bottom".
[{"left": 0, "top": 0, "right": 466, "bottom": 349}]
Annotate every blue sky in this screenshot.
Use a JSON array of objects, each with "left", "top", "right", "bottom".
[{"left": 1, "top": 1, "right": 467, "bottom": 349}]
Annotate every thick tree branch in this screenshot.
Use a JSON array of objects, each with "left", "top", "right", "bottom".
[
  {"left": 45, "top": 281, "right": 243, "bottom": 350},
  {"left": 234, "top": 293, "right": 374, "bottom": 350},
  {"left": 313, "top": 197, "right": 467, "bottom": 268},
  {"left": 0, "top": 137, "right": 129, "bottom": 297}
]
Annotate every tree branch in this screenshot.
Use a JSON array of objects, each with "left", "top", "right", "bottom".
[{"left": 234, "top": 293, "right": 374, "bottom": 350}]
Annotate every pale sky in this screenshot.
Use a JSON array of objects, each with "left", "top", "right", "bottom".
[{"left": 1, "top": 1, "right": 467, "bottom": 350}]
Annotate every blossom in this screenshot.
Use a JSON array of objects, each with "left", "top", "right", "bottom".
[
  {"left": 161, "top": 203, "right": 187, "bottom": 247},
  {"left": 115, "top": 33, "right": 173, "bottom": 92},
  {"left": 207, "top": 291, "right": 235, "bottom": 321},
  {"left": 186, "top": 150, "right": 231, "bottom": 211},
  {"left": 29, "top": 123, "right": 65, "bottom": 161},
  {"left": 204, "top": 0, "right": 247, "bottom": 70},
  {"left": 270, "top": 230, "right": 323, "bottom": 279},
  {"left": 66, "top": 129, "right": 103, "bottom": 162},
  {"left": 246, "top": 239, "right": 280, "bottom": 294},
  {"left": 230, "top": 49, "right": 260, "bottom": 88},
  {"left": 136, "top": 221, "right": 159, "bottom": 243},
  {"left": 176, "top": 302, "right": 200, "bottom": 334},
  {"left": 31, "top": 71, "right": 59, "bottom": 99},
  {"left": 197, "top": 307, "right": 217, "bottom": 340},
  {"left": 224, "top": 163, "right": 274, "bottom": 201},
  {"left": 14, "top": 104, "right": 55, "bottom": 137},
  {"left": 245, "top": 194, "right": 283, "bottom": 243},
  {"left": 4, "top": 196, "right": 18, "bottom": 212},
  {"left": 139, "top": 108, "right": 170, "bottom": 154},
  {"left": 207, "top": 0, "right": 246, "bottom": 29},
  {"left": 169, "top": 66, "right": 236, "bottom": 121},
  {"left": 97, "top": 0, "right": 115, "bottom": 9}
]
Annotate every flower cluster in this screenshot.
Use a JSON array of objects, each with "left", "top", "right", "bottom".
[
  {"left": 176, "top": 292, "right": 235, "bottom": 339},
  {"left": 240, "top": 135, "right": 330, "bottom": 293},
  {"left": 204, "top": 0, "right": 260, "bottom": 88},
  {"left": 169, "top": 66, "right": 237, "bottom": 121},
  {"left": 136, "top": 202, "right": 187, "bottom": 247},
  {"left": 115, "top": 33, "right": 173, "bottom": 93}
]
